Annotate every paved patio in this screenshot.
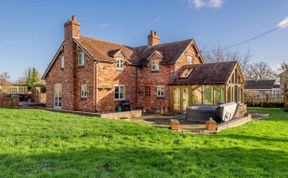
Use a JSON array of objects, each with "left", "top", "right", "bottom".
[{"left": 130, "top": 114, "right": 207, "bottom": 133}]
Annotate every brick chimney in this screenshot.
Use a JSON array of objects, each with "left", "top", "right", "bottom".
[
  {"left": 148, "top": 30, "right": 160, "bottom": 46},
  {"left": 64, "top": 15, "right": 80, "bottom": 40}
]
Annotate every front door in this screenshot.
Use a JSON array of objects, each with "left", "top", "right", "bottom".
[
  {"left": 143, "top": 86, "right": 151, "bottom": 110},
  {"left": 54, "top": 83, "right": 62, "bottom": 109}
]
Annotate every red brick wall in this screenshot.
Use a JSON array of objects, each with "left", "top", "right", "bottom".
[
  {"left": 136, "top": 54, "right": 172, "bottom": 111},
  {"left": 136, "top": 44, "right": 203, "bottom": 112},
  {"left": 96, "top": 54, "right": 137, "bottom": 112},
  {"left": 74, "top": 47, "right": 96, "bottom": 112},
  {"left": 175, "top": 45, "right": 202, "bottom": 71},
  {"left": 46, "top": 51, "right": 65, "bottom": 108}
]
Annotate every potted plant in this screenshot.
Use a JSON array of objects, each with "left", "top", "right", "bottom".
[
  {"left": 170, "top": 119, "right": 180, "bottom": 131},
  {"left": 206, "top": 118, "right": 217, "bottom": 131}
]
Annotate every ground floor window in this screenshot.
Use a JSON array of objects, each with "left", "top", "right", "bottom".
[
  {"left": 54, "top": 83, "right": 62, "bottom": 108},
  {"left": 80, "top": 84, "right": 88, "bottom": 98},
  {"left": 115, "top": 85, "right": 125, "bottom": 100},
  {"left": 157, "top": 85, "right": 165, "bottom": 97}
]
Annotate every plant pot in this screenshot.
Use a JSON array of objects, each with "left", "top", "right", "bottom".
[
  {"left": 206, "top": 123, "right": 217, "bottom": 131},
  {"left": 170, "top": 123, "right": 180, "bottom": 131}
]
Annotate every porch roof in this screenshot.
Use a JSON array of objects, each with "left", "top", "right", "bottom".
[{"left": 170, "top": 61, "right": 238, "bottom": 85}]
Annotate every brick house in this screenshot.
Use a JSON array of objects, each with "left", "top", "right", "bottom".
[{"left": 43, "top": 16, "right": 245, "bottom": 113}]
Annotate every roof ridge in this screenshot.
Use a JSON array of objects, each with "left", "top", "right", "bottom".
[
  {"left": 80, "top": 35, "right": 133, "bottom": 49},
  {"left": 135, "top": 39, "right": 193, "bottom": 49}
]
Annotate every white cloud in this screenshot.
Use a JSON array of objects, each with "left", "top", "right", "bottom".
[
  {"left": 187, "top": 0, "right": 224, "bottom": 9},
  {"left": 193, "top": 0, "right": 205, "bottom": 8},
  {"left": 151, "top": 17, "right": 161, "bottom": 24},
  {"left": 277, "top": 17, "right": 288, "bottom": 29},
  {"left": 97, "top": 23, "right": 108, "bottom": 30},
  {"left": 208, "top": 0, "right": 223, "bottom": 8}
]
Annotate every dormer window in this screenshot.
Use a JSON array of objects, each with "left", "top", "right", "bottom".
[
  {"left": 78, "top": 52, "right": 85, "bottom": 66},
  {"left": 188, "top": 56, "right": 193, "bottom": 65},
  {"left": 151, "top": 60, "right": 160, "bottom": 72},
  {"left": 116, "top": 58, "right": 124, "bottom": 70}
]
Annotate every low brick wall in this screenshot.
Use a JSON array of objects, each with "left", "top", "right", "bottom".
[
  {"left": 0, "top": 95, "right": 19, "bottom": 107},
  {"left": 100, "top": 110, "right": 142, "bottom": 119}
]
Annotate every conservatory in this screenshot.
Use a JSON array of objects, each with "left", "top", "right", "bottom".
[{"left": 169, "top": 61, "right": 245, "bottom": 112}]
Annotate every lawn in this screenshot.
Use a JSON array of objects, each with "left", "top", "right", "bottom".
[{"left": 0, "top": 108, "right": 287, "bottom": 177}]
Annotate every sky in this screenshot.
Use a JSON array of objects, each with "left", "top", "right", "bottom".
[{"left": 0, "top": 0, "right": 288, "bottom": 81}]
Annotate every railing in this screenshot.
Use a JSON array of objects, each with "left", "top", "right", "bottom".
[{"left": 0, "top": 86, "right": 28, "bottom": 94}]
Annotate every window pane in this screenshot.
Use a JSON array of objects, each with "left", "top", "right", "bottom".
[
  {"left": 214, "top": 87, "right": 224, "bottom": 104},
  {"left": 203, "top": 86, "right": 212, "bottom": 105},
  {"left": 115, "top": 92, "right": 119, "bottom": 99},
  {"left": 182, "top": 88, "right": 189, "bottom": 110},
  {"left": 174, "top": 88, "right": 180, "bottom": 110},
  {"left": 192, "top": 87, "right": 202, "bottom": 105}
]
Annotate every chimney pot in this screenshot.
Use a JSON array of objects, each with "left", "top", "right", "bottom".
[
  {"left": 72, "top": 15, "right": 76, "bottom": 22},
  {"left": 148, "top": 30, "right": 160, "bottom": 46}
]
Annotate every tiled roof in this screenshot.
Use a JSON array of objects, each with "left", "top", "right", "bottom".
[
  {"left": 75, "top": 36, "right": 195, "bottom": 66},
  {"left": 134, "top": 39, "right": 193, "bottom": 66},
  {"left": 244, "top": 80, "right": 276, "bottom": 90},
  {"left": 75, "top": 36, "right": 135, "bottom": 63},
  {"left": 170, "top": 61, "right": 238, "bottom": 85}
]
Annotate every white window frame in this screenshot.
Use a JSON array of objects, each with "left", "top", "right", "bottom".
[
  {"left": 60, "top": 55, "right": 64, "bottom": 69},
  {"left": 114, "top": 85, "right": 125, "bottom": 100},
  {"left": 187, "top": 56, "right": 193, "bottom": 65},
  {"left": 78, "top": 52, "right": 85, "bottom": 66},
  {"left": 157, "top": 85, "right": 165, "bottom": 98},
  {"left": 115, "top": 58, "right": 124, "bottom": 70},
  {"left": 80, "top": 84, "right": 88, "bottom": 98},
  {"left": 151, "top": 60, "right": 160, "bottom": 71}
]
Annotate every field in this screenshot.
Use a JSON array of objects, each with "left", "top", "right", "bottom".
[{"left": 0, "top": 108, "right": 287, "bottom": 177}]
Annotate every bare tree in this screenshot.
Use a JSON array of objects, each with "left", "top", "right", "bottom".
[
  {"left": 0, "top": 72, "right": 10, "bottom": 86},
  {"left": 281, "top": 61, "right": 288, "bottom": 71},
  {"left": 245, "top": 62, "right": 277, "bottom": 80},
  {"left": 202, "top": 47, "right": 250, "bottom": 74}
]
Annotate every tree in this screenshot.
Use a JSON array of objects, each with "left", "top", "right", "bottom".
[
  {"left": 202, "top": 47, "right": 250, "bottom": 75},
  {"left": 0, "top": 72, "right": 10, "bottom": 86},
  {"left": 25, "top": 67, "right": 41, "bottom": 90},
  {"left": 245, "top": 62, "right": 277, "bottom": 80},
  {"left": 281, "top": 61, "right": 288, "bottom": 71}
]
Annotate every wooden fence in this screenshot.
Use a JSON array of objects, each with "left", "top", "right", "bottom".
[{"left": 244, "top": 94, "right": 284, "bottom": 107}]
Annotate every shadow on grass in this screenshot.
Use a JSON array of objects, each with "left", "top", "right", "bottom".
[
  {"left": 216, "top": 134, "right": 288, "bottom": 143},
  {"left": 0, "top": 147, "right": 287, "bottom": 177}
]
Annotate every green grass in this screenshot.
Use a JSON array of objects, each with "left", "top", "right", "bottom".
[{"left": 0, "top": 108, "right": 287, "bottom": 178}]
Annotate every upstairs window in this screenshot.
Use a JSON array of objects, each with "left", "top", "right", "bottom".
[
  {"left": 157, "top": 85, "right": 165, "bottom": 97},
  {"left": 116, "top": 58, "right": 124, "bottom": 70},
  {"left": 115, "top": 85, "right": 125, "bottom": 100},
  {"left": 60, "top": 56, "right": 64, "bottom": 69},
  {"left": 80, "top": 84, "right": 88, "bottom": 98},
  {"left": 151, "top": 60, "right": 160, "bottom": 71},
  {"left": 78, "top": 52, "right": 85, "bottom": 66},
  {"left": 187, "top": 56, "right": 193, "bottom": 65}
]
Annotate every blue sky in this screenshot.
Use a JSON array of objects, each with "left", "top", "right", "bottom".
[{"left": 0, "top": 0, "right": 288, "bottom": 81}]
